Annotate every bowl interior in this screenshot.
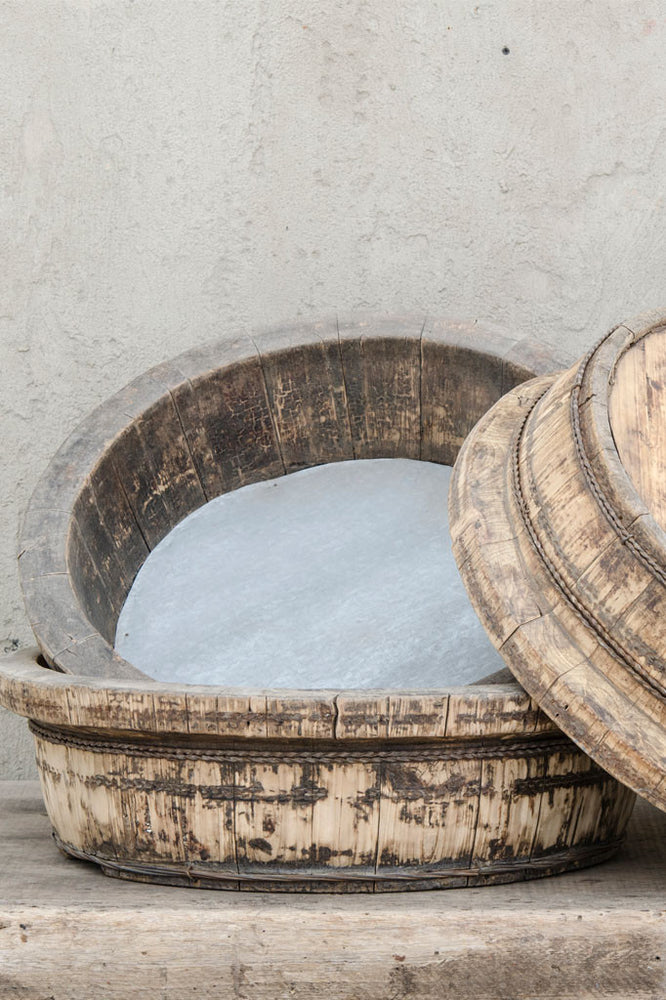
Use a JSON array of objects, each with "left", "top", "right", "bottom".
[{"left": 23, "top": 317, "right": 551, "bottom": 680}]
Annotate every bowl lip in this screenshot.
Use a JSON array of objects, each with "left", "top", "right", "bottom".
[
  {"left": 0, "top": 646, "right": 560, "bottom": 742},
  {"left": 450, "top": 310, "right": 666, "bottom": 812},
  {"left": 18, "top": 311, "right": 574, "bottom": 695},
  {"left": 581, "top": 313, "right": 666, "bottom": 568},
  {"left": 0, "top": 645, "right": 531, "bottom": 699}
]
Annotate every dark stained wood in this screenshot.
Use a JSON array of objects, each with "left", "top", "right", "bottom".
[
  {"left": 72, "top": 454, "right": 150, "bottom": 611},
  {"left": 19, "top": 314, "right": 568, "bottom": 683},
  {"left": 156, "top": 336, "right": 286, "bottom": 499},
  {"left": 66, "top": 517, "right": 121, "bottom": 643},
  {"left": 338, "top": 315, "right": 425, "bottom": 460},
  {"left": 254, "top": 318, "right": 354, "bottom": 472},
  {"left": 107, "top": 394, "right": 207, "bottom": 551},
  {"left": 421, "top": 317, "right": 507, "bottom": 465}
]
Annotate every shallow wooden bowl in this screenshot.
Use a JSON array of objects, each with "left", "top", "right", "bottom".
[
  {"left": 450, "top": 311, "right": 666, "bottom": 813},
  {"left": 0, "top": 316, "right": 635, "bottom": 891}
]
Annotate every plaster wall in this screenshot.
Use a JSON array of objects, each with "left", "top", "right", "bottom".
[{"left": 2, "top": 0, "right": 666, "bottom": 777}]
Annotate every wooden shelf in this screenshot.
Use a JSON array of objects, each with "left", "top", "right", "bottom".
[{"left": 0, "top": 781, "right": 664, "bottom": 999}]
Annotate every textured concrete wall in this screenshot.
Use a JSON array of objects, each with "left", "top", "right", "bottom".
[{"left": 3, "top": 1, "right": 666, "bottom": 777}]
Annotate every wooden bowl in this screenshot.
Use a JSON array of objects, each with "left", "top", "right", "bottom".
[
  {"left": 0, "top": 315, "right": 635, "bottom": 891},
  {"left": 450, "top": 311, "right": 666, "bottom": 813}
]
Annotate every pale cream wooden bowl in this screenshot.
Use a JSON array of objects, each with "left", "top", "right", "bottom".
[{"left": 0, "top": 316, "right": 635, "bottom": 891}]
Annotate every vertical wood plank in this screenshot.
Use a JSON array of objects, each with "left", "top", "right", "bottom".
[
  {"left": 421, "top": 318, "right": 505, "bottom": 465},
  {"left": 168, "top": 341, "right": 285, "bottom": 499},
  {"left": 471, "top": 754, "right": 546, "bottom": 866},
  {"left": 338, "top": 316, "right": 424, "bottom": 459},
  {"left": 109, "top": 394, "right": 207, "bottom": 550},
  {"left": 309, "top": 761, "right": 381, "bottom": 873},
  {"left": 375, "top": 756, "right": 482, "bottom": 873},
  {"left": 255, "top": 320, "right": 354, "bottom": 472},
  {"left": 235, "top": 762, "right": 315, "bottom": 873}
]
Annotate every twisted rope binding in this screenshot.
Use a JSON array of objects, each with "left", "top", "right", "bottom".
[
  {"left": 30, "top": 720, "right": 574, "bottom": 765},
  {"left": 510, "top": 332, "right": 666, "bottom": 702}
]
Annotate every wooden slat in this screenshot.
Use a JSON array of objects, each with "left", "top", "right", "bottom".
[
  {"left": 1, "top": 782, "right": 662, "bottom": 1000},
  {"left": 610, "top": 326, "right": 666, "bottom": 533},
  {"left": 108, "top": 394, "right": 207, "bottom": 550},
  {"left": 337, "top": 315, "right": 425, "bottom": 459},
  {"left": 164, "top": 337, "right": 285, "bottom": 498},
  {"left": 254, "top": 319, "right": 354, "bottom": 472},
  {"left": 376, "top": 756, "right": 482, "bottom": 873},
  {"left": 421, "top": 317, "right": 506, "bottom": 465}
]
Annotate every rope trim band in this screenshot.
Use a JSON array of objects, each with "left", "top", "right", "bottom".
[
  {"left": 30, "top": 720, "right": 576, "bottom": 765},
  {"left": 572, "top": 327, "right": 666, "bottom": 588},
  {"left": 510, "top": 334, "right": 666, "bottom": 702}
]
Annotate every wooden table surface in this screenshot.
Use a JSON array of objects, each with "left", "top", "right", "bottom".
[{"left": 1, "top": 781, "right": 664, "bottom": 1000}]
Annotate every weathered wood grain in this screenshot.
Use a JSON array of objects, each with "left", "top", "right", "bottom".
[
  {"left": 610, "top": 325, "right": 666, "bottom": 532},
  {"left": 107, "top": 394, "right": 208, "bottom": 550},
  {"left": 5, "top": 316, "right": 615, "bottom": 892},
  {"left": 0, "top": 648, "right": 636, "bottom": 891},
  {"left": 337, "top": 315, "right": 425, "bottom": 459},
  {"left": 450, "top": 310, "right": 666, "bottom": 813},
  {"left": 253, "top": 318, "right": 354, "bottom": 472},
  {"left": 421, "top": 317, "right": 507, "bottom": 464},
  {"left": 66, "top": 516, "right": 121, "bottom": 643},
  {"left": 19, "top": 314, "right": 565, "bottom": 682},
  {"left": 167, "top": 341, "right": 286, "bottom": 498},
  {"left": 31, "top": 721, "right": 633, "bottom": 892},
  {"left": 0, "top": 651, "right": 550, "bottom": 740},
  {"left": 0, "top": 781, "right": 663, "bottom": 1000},
  {"left": 71, "top": 462, "right": 149, "bottom": 624}
]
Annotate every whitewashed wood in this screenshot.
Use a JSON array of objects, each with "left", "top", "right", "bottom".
[
  {"left": 0, "top": 649, "right": 635, "bottom": 891},
  {"left": 0, "top": 782, "right": 663, "bottom": 1000}
]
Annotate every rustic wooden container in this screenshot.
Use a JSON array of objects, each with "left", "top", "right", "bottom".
[
  {"left": 0, "top": 316, "right": 635, "bottom": 890},
  {"left": 450, "top": 310, "right": 666, "bottom": 814}
]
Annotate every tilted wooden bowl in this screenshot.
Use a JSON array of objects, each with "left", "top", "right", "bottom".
[
  {"left": 450, "top": 310, "right": 666, "bottom": 814},
  {"left": 0, "top": 316, "right": 635, "bottom": 891}
]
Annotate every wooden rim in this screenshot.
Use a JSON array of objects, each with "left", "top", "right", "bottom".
[
  {"left": 0, "top": 647, "right": 557, "bottom": 741},
  {"left": 450, "top": 312, "right": 666, "bottom": 812},
  {"left": 13, "top": 642, "right": 634, "bottom": 892},
  {"left": 18, "top": 314, "right": 572, "bottom": 714},
  {"left": 578, "top": 314, "right": 666, "bottom": 572}
]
